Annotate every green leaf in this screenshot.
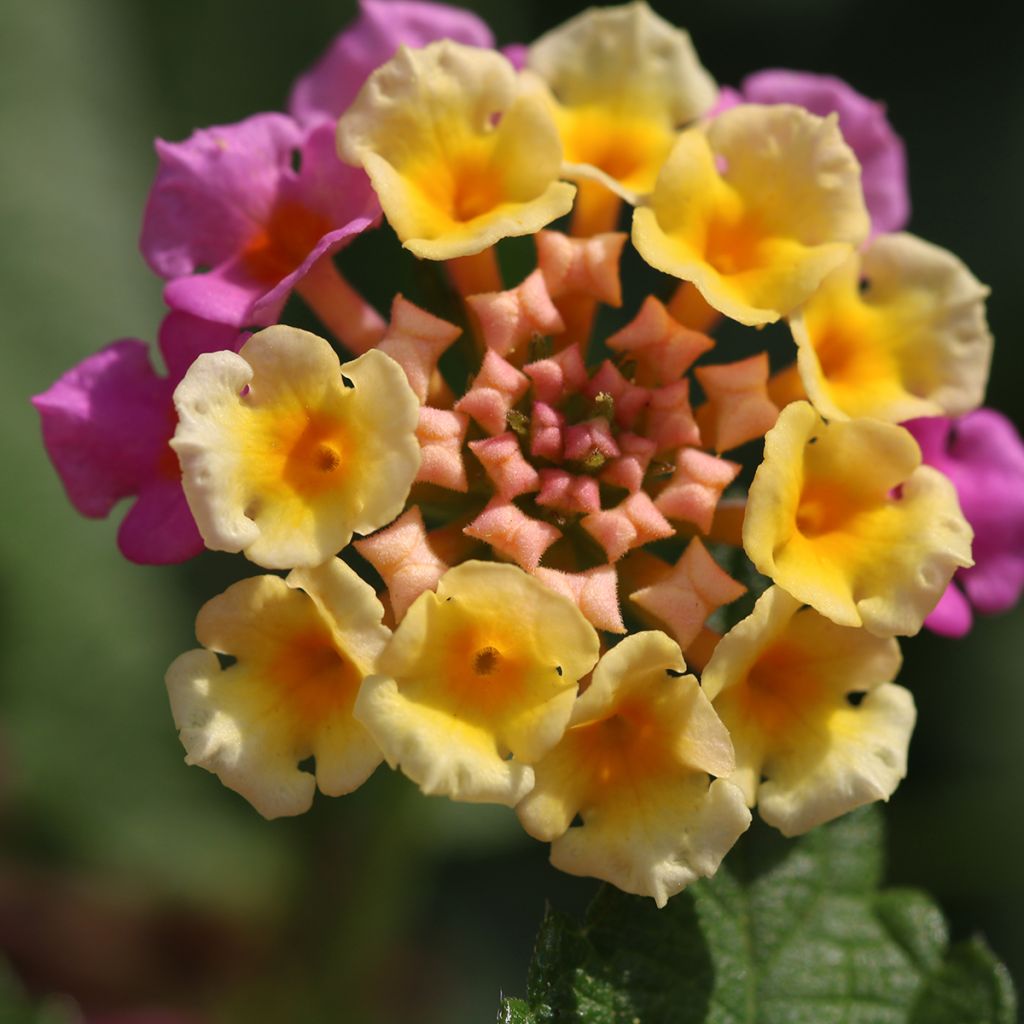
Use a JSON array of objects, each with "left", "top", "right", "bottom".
[{"left": 499, "top": 808, "right": 1016, "bottom": 1024}]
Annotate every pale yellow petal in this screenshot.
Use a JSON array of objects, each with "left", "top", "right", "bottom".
[
  {"left": 633, "top": 105, "right": 869, "bottom": 325},
  {"left": 355, "top": 561, "right": 599, "bottom": 805},
  {"left": 549, "top": 776, "right": 749, "bottom": 907},
  {"left": 172, "top": 327, "right": 420, "bottom": 569},
  {"left": 526, "top": 2, "right": 716, "bottom": 198},
  {"left": 166, "top": 566, "right": 388, "bottom": 818},
  {"left": 517, "top": 631, "right": 748, "bottom": 905},
  {"left": 338, "top": 41, "right": 574, "bottom": 259},
  {"left": 792, "top": 233, "right": 992, "bottom": 422},
  {"left": 758, "top": 684, "right": 916, "bottom": 836},
  {"left": 355, "top": 673, "right": 536, "bottom": 804},
  {"left": 527, "top": 2, "right": 716, "bottom": 124},
  {"left": 743, "top": 402, "right": 973, "bottom": 635},
  {"left": 703, "top": 586, "right": 914, "bottom": 835}
]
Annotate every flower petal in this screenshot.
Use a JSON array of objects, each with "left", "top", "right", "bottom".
[
  {"left": 166, "top": 562, "right": 389, "bottom": 818},
  {"left": 633, "top": 104, "right": 869, "bottom": 325},
  {"left": 338, "top": 41, "right": 575, "bottom": 259},
  {"left": 792, "top": 233, "right": 991, "bottom": 422},
  {"left": 172, "top": 326, "right": 420, "bottom": 568},
  {"left": 355, "top": 562, "right": 600, "bottom": 805},
  {"left": 743, "top": 402, "right": 973, "bottom": 635},
  {"left": 517, "top": 631, "right": 749, "bottom": 906}
]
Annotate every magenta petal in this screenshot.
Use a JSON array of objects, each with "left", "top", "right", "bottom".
[
  {"left": 924, "top": 582, "right": 973, "bottom": 638},
  {"left": 162, "top": 260, "right": 272, "bottom": 326},
  {"left": 288, "top": 0, "right": 494, "bottom": 123},
  {"left": 961, "top": 555, "right": 1024, "bottom": 615},
  {"left": 708, "top": 85, "right": 742, "bottom": 118},
  {"left": 908, "top": 410, "right": 1024, "bottom": 620},
  {"left": 247, "top": 123, "right": 382, "bottom": 322},
  {"left": 118, "top": 479, "right": 205, "bottom": 564},
  {"left": 249, "top": 217, "right": 379, "bottom": 324},
  {"left": 740, "top": 69, "right": 910, "bottom": 234},
  {"left": 158, "top": 311, "right": 243, "bottom": 382},
  {"left": 154, "top": 119, "right": 380, "bottom": 327},
  {"left": 288, "top": 120, "right": 381, "bottom": 228},
  {"left": 501, "top": 43, "right": 527, "bottom": 70},
  {"left": 140, "top": 112, "right": 304, "bottom": 279},
  {"left": 33, "top": 341, "right": 170, "bottom": 517}
]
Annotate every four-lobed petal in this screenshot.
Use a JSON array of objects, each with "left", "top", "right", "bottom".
[
  {"left": 354, "top": 561, "right": 600, "bottom": 806},
  {"left": 517, "top": 631, "right": 750, "bottom": 906},
  {"left": 744, "top": 401, "right": 974, "bottom": 636},
  {"left": 166, "top": 559, "right": 390, "bottom": 818},
  {"left": 337, "top": 41, "right": 575, "bottom": 259},
  {"left": 172, "top": 325, "right": 420, "bottom": 569},
  {"left": 702, "top": 586, "right": 914, "bottom": 836},
  {"left": 633, "top": 104, "right": 869, "bottom": 325},
  {"left": 526, "top": 0, "right": 717, "bottom": 202},
  {"left": 791, "top": 232, "right": 992, "bottom": 423}
]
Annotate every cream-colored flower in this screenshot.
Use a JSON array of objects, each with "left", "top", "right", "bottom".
[
  {"left": 517, "top": 631, "right": 750, "bottom": 906},
  {"left": 337, "top": 41, "right": 575, "bottom": 259},
  {"left": 633, "top": 104, "right": 869, "bottom": 325},
  {"left": 744, "top": 401, "right": 973, "bottom": 635},
  {"left": 527, "top": 1, "right": 716, "bottom": 202},
  {"left": 355, "top": 561, "right": 600, "bottom": 806},
  {"left": 791, "top": 232, "right": 992, "bottom": 422},
  {"left": 165, "top": 559, "right": 389, "bottom": 818},
  {"left": 172, "top": 325, "right": 420, "bottom": 569},
  {"left": 702, "top": 587, "right": 915, "bottom": 836}
]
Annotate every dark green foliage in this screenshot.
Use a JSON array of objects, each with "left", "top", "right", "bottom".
[{"left": 500, "top": 809, "right": 1016, "bottom": 1024}]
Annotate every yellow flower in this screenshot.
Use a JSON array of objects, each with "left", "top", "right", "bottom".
[
  {"left": 517, "top": 631, "right": 750, "bottom": 906},
  {"left": 354, "top": 561, "right": 599, "bottom": 806},
  {"left": 744, "top": 401, "right": 973, "bottom": 636},
  {"left": 702, "top": 587, "right": 915, "bottom": 836},
  {"left": 172, "top": 325, "right": 420, "bottom": 569},
  {"left": 165, "top": 559, "right": 389, "bottom": 819},
  {"left": 790, "top": 232, "right": 992, "bottom": 422},
  {"left": 337, "top": 41, "right": 575, "bottom": 259},
  {"left": 526, "top": 0, "right": 716, "bottom": 202},
  {"left": 633, "top": 104, "right": 869, "bottom": 325}
]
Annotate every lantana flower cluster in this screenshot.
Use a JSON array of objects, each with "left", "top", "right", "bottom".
[{"left": 35, "top": 1, "right": 1023, "bottom": 906}]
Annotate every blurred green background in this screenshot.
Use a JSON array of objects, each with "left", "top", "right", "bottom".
[{"left": 2, "top": 0, "right": 1022, "bottom": 1020}]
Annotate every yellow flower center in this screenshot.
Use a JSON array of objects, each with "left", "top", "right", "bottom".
[
  {"left": 242, "top": 200, "right": 331, "bottom": 282},
  {"left": 559, "top": 105, "right": 673, "bottom": 191},
  {"left": 473, "top": 645, "right": 502, "bottom": 676},
  {"left": 414, "top": 147, "right": 506, "bottom": 224},
  {"left": 794, "top": 481, "right": 862, "bottom": 538},
  {"left": 267, "top": 622, "right": 361, "bottom": 725},
  {"left": 440, "top": 623, "right": 529, "bottom": 717},
  {"left": 569, "top": 699, "right": 673, "bottom": 795},
  {"left": 735, "top": 641, "right": 826, "bottom": 739},
  {"left": 264, "top": 412, "right": 350, "bottom": 499},
  {"left": 704, "top": 208, "right": 766, "bottom": 276}
]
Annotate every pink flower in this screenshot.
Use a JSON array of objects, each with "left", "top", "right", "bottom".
[
  {"left": 288, "top": 0, "right": 494, "bottom": 124},
  {"left": 906, "top": 410, "right": 1024, "bottom": 636},
  {"left": 33, "top": 313, "right": 241, "bottom": 564},
  {"left": 140, "top": 114, "right": 379, "bottom": 327},
  {"left": 716, "top": 69, "right": 909, "bottom": 235}
]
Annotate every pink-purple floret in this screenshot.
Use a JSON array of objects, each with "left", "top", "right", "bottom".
[
  {"left": 715, "top": 69, "right": 910, "bottom": 236},
  {"left": 33, "top": 314, "right": 241, "bottom": 564},
  {"left": 287, "top": 0, "right": 494, "bottom": 124},
  {"left": 141, "top": 115, "right": 380, "bottom": 327},
  {"left": 906, "top": 411, "right": 1024, "bottom": 637},
  {"left": 37, "top": 0, "right": 497, "bottom": 565}
]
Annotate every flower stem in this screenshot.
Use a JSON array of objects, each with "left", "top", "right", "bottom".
[
  {"left": 570, "top": 179, "right": 622, "bottom": 237},
  {"left": 296, "top": 256, "right": 386, "bottom": 354},
  {"left": 446, "top": 248, "right": 502, "bottom": 296},
  {"left": 668, "top": 281, "right": 722, "bottom": 333}
]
